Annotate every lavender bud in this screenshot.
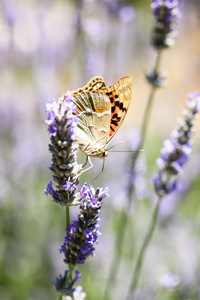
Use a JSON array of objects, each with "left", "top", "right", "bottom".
[{"left": 151, "top": 0, "right": 183, "bottom": 50}]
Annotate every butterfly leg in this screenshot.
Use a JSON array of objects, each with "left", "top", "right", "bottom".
[
  {"left": 91, "top": 157, "right": 105, "bottom": 183},
  {"left": 79, "top": 156, "right": 94, "bottom": 176},
  {"left": 82, "top": 155, "right": 88, "bottom": 168},
  {"left": 81, "top": 143, "right": 91, "bottom": 168}
]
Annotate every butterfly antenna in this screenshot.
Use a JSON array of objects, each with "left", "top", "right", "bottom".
[
  {"left": 107, "top": 141, "right": 122, "bottom": 151},
  {"left": 107, "top": 142, "right": 143, "bottom": 153},
  {"left": 108, "top": 149, "right": 144, "bottom": 153}
]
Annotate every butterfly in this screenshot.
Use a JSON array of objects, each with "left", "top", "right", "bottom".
[{"left": 70, "top": 76, "right": 132, "bottom": 164}]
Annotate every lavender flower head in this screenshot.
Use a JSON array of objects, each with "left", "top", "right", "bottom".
[
  {"left": 60, "top": 183, "right": 109, "bottom": 266},
  {"left": 45, "top": 92, "right": 82, "bottom": 206},
  {"left": 52, "top": 269, "right": 84, "bottom": 298},
  {"left": 151, "top": 0, "right": 183, "bottom": 49},
  {"left": 152, "top": 91, "right": 200, "bottom": 197}
]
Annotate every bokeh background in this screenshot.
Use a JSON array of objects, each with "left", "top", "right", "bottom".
[{"left": 1, "top": 0, "right": 200, "bottom": 299}]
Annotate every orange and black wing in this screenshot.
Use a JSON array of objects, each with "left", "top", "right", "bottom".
[{"left": 102, "top": 76, "right": 132, "bottom": 141}]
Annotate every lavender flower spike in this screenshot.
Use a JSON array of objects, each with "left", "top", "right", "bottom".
[
  {"left": 151, "top": 0, "right": 183, "bottom": 49},
  {"left": 152, "top": 91, "right": 200, "bottom": 197},
  {"left": 45, "top": 92, "right": 82, "bottom": 206},
  {"left": 60, "top": 184, "right": 109, "bottom": 266}
]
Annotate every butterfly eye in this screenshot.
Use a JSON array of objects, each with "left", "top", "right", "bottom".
[{"left": 103, "top": 150, "right": 108, "bottom": 158}]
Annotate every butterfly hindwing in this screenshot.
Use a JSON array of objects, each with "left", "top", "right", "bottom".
[{"left": 71, "top": 91, "right": 111, "bottom": 155}]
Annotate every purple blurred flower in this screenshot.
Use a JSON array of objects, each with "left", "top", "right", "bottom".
[
  {"left": 45, "top": 92, "right": 82, "bottom": 206},
  {"left": 60, "top": 184, "right": 109, "bottom": 266},
  {"left": 151, "top": 0, "right": 183, "bottom": 49},
  {"left": 73, "top": 270, "right": 82, "bottom": 283},
  {"left": 52, "top": 269, "right": 83, "bottom": 297},
  {"left": 160, "top": 273, "right": 181, "bottom": 289},
  {"left": 118, "top": 6, "right": 135, "bottom": 23},
  {"left": 44, "top": 180, "right": 54, "bottom": 197},
  {"left": 73, "top": 285, "right": 86, "bottom": 300},
  {"left": 152, "top": 91, "right": 200, "bottom": 197}
]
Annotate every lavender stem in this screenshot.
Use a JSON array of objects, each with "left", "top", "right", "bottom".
[
  {"left": 125, "top": 197, "right": 161, "bottom": 300},
  {"left": 66, "top": 206, "right": 70, "bottom": 232}
]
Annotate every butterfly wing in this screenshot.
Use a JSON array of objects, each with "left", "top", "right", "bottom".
[
  {"left": 68, "top": 75, "right": 132, "bottom": 157},
  {"left": 102, "top": 76, "right": 132, "bottom": 142},
  {"left": 72, "top": 76, "right": 107, "bottom": 95},
  {"left": 71, "top": 91, "right": 111, "bottom": 156}
]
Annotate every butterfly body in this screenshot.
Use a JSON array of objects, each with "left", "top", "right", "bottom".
[{"left": 65, "top": 76, "right": 132, "bottom": 158}]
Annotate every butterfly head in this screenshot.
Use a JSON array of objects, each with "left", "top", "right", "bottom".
[
  {"left": 80, "top": 144, "right": 108, "bottom": 159},
  {"left": 99, "top": 149, "right": 108, "bottom": 159},
  {"left": 90, "top": 148, "right": 108, "bottom": 159}
]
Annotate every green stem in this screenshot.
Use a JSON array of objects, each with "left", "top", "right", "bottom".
[
  {"left": 125, "top": 197, "right": 161, "bottom": 300},
  {"left": 103, "top": 50, "right": 162, "bottom": 300},
  {"left": 154, "top": 49, "right": 162, "bottom": 74},
  {"left": 69, "top": 266, "right": 74, "bottom": 281},
  {"left": 103, "top": 208, "right": 129, "bottom": 299},
  {"left": 140, "top": 50, "right": 162, "bottom": 144},
  {"left": 66, "top": 206, "right": 70, "bottom": 231}
]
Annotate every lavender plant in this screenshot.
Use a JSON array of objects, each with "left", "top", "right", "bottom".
[
  {"left": 104, "top": 1, "right": 183, "bottom": 298},
  {"left": 45, "top": 93, "right": 109, "bottom": 299},
  {"left": 125, "top": 91, "right": 200, "bottom": 300}
]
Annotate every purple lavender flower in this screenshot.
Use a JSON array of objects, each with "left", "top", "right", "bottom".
[
  {"left": 152, "top": 91, "right": 200, "bottom": 197},
  {"left": 60, "top": 184, "right": 109, "bottom": 266},
  {"left": 151, "top": 0, "right": 183, "bottom": 49},
  {"left": 44, "top": 180, "right": 54, "bottom": 197},
  {"left": 45, "top": 92, "right": 82, "bottom": 206},
  {"left": 52, "top": 269, "right": 82, "bottom": 297}
]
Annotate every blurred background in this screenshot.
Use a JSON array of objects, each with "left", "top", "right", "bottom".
[{"left": 1, "top": 0, "right": 200, "bottom": 299}]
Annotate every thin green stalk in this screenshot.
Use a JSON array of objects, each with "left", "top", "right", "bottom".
[
  {"left": 103, "top": 208, "right": 130, "bottom": 299},
  {"left": 140, "top": 50, "right": 162, "bottom": 144},
  {"left": 66, "top": 206, "right": 70, "bottom": 231},
  {"left": 125, "top": 197, "right": 161, "bottom": 300},
  {"left": 103, "top": 50, "right": 162, "bottom": 300},
  {"left": 56, "top": 207, "right": 74, "bottom": 300},
  {"left": 69, "top": 266, "right": 75, "bottom": 300},
  {"left": 58, "top": 294, "right": 62, "bottom": 300}
]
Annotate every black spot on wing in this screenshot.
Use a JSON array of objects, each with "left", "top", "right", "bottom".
[
  {"left": 112, "top": 113, "right": 118, "bottom": 119},
  {"left": 111, "top": 120, "right": 119, "bottom": 126},
  {"left": 115, "top": 101, "right": 120, "bottom": 107},
  {"left": 110, "top": 125, "right": 115, "bottom": 132},
  {"left": 110, "top": 97, "right": 114, "bottom": 103}
]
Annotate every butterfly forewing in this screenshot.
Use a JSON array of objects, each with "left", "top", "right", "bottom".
[{"left": 102, "top": 76, "right": 132, "bottom": 140}]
